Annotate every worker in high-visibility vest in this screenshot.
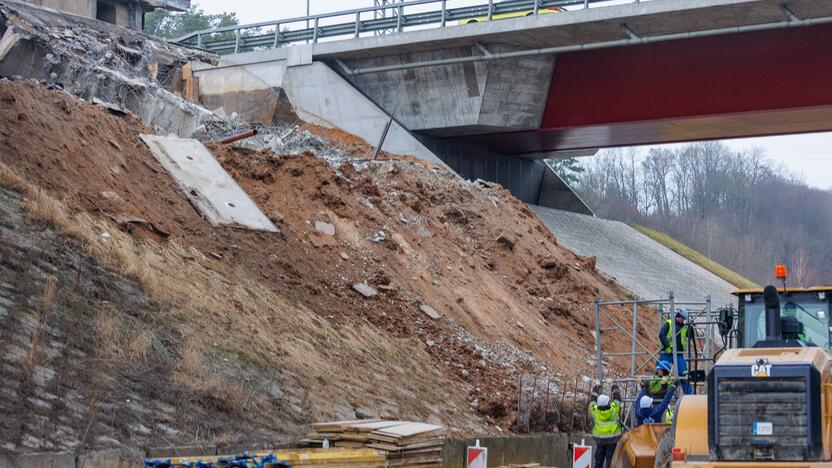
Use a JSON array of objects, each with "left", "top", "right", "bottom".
[
  {"left": 659, "top": 309, "right": 692, "bottom": 394},
  {"left": 589, "top": 384, "right": 622, "bottom": 468},
  {"left": 646, "top": 360, "right": 673, "bottom": 398}
]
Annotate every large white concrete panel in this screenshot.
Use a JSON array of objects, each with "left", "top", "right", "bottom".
[{"left": 140, "top": 135, "right": 278, "bottom": 233}]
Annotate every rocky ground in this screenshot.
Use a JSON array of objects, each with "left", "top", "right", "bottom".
[{"left": 0, "top": 78, "right": 657, "bottom": 455}]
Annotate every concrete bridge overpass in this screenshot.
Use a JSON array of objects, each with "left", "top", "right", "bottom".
[{"left": 191, "top": 0, "right": 832, "bottom": 212}]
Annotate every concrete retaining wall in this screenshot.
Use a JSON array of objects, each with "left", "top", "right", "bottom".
[
  {"left": 0, "top": 449, "right": 142, "bottom": 468},
  {"left": 441, "top": 433, "right": 590, "bottom": 468}
]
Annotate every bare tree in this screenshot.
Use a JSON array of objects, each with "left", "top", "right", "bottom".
[{"left": 576, "top": 142, "right": 832, "bottom": 285}]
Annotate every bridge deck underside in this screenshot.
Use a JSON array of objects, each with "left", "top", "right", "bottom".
[{"left": 451, "top": 21, "right": 832, "bottom": 153}]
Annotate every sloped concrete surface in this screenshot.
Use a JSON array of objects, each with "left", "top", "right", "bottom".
[
  {"left": 282, "top": 62, "right": 444, "bottom": 165},
  {"left": 531, "top": 206, "right": 735, "bottom": 307},
  {"left": 140, "top": 135, "right": 278, "bottom": 232}
]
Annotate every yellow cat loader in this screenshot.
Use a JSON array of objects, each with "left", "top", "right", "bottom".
[{"left": 623, "top": 280, "right": 832, "bottom": 467}]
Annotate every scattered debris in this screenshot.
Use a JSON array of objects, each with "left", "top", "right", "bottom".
[
  {"left": 539, "top": 257, "right": 559, "bottom": 269},
  {"left": 218, "top": 128, "right": 258, "bottom": 145},
  {"left": 495, "top": 234, "right": 516, "bottom": 250},
  {"left": 315, "top": 220, "right": 336, "bottom": 236},
  {"left": 420, "top": 304, "right": 442, "bottom": 320},
  {"left": 353, "top": 282, "right": 379, "bottom": 298}
]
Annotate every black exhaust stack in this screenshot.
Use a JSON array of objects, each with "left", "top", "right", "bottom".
[
  {"left": 764, "top": 285, "right": 782, "bottom": 341},
  {"left": 753, "top": 285, "right": 798, "bottom": 348}
]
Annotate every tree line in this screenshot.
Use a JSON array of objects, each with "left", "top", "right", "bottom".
[{"left": 569, "top": 142, "right": 832, "bottom": 286}]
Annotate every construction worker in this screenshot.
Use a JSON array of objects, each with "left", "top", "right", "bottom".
[
  {"left": 646, "top": 360, "right": 673, "bottom": 398},
  {"left": 635, "top": 384, "right": 677, "bottom": 426},
  {"left": 659, "top": 309, "right": 692, "bottom": 394},
  {"left": 589, "top": 384, "right": 622, "bottom": 468}
]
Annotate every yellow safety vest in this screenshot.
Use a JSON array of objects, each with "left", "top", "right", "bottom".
[
  {"left": 590, "top": 401, "right": 622, "bottom": 438},
  {"left": 648, "top": 376, "right": 666, "bottom": 396},
  {"left": 663, "top": 408, "right": 674, "bottom": 424},
  {"left": 663, "top": 320, "right": 688, "bottom": 354}
]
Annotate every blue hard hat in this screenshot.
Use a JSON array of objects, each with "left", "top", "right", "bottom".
[
  {"left": 676, "top": 308, "right": 689, "bottom": 320},
  {"left": 656, "top": 360, "right": 672, "bottom": 372}
]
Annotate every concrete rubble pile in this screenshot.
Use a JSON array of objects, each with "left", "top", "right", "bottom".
[
  {"left": 0, "top": 0, "right": 399, "bottom": 166},
  {"left": 0, "top": 0, "right": 218, "bottom": 136}
]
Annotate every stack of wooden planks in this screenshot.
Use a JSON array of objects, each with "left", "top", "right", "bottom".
[{"left": 304, "top": 420, "right": 446, "bottom": 468}]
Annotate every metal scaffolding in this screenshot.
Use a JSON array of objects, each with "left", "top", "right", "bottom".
[{"left": 593, "top": 292, "right": 724, "bottom": 426}]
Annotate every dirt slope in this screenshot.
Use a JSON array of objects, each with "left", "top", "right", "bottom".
[{"left": 0, "top": 80, "right": 654, "bottom": 453}]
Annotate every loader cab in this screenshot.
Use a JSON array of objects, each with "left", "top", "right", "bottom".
[{"left": 732, "top": 287, "right": 832, "bottom": 350}]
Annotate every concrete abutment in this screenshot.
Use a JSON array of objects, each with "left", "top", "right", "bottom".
[{"left": 194, "top": 52, "right": 590, "bottom": 213}]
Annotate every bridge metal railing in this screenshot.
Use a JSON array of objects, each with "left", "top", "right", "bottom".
[{"left": 174, "top": 0, "right": 649, "bottom": 54}]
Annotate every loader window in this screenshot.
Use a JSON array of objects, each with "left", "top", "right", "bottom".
[{"left": 743, "top": 293, "right": 831, "bottom": 348}]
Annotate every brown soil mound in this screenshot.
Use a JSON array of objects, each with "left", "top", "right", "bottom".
[{"left": 0, "top": 80, "right": 654, "bottom": 451}]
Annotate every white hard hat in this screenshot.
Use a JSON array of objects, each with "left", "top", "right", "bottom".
[
  {"left": 676, "top": 309, "right": 689, "bottom": 320},
  {"left": 597, "top": 394, "right": 610, "bottom": 406},
  {"left": 639, "top": 395, "right": 654, "bottom": 409}
]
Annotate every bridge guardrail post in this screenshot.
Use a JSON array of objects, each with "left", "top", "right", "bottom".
[
  {"left": 397, "top": 4, "right": 404, "bottom": 32},
  {"left": 313, "top": 17, "right": 320, "bottom": 43},
  {"left": 354, "top": 12, "right": 360, "bottom": 38},
  {"left": 441, "top": 0, "right": 446, "bottom": 27},
  {"left": 234, "top": 29, "right": 240, "bottom": 53},
  {"left": 534, "top": 0, "right": 540, "bottom": 16},
  {"left": 488, "top": 0, "right": 494, "bottom": 21}
]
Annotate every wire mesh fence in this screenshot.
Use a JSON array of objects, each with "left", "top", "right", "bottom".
[
  {"left": 514, "top": 373, "right": 595, "bottom": 433},
  {"left": 515, "top": 372, "right": 661, "bottom": 433}
]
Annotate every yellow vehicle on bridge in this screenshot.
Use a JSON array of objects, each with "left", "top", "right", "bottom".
[{"left": 460, "top": 4, "right": 562, "bottom": 24}]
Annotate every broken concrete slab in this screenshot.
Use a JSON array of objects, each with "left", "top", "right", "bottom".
[
  {"left": 420, "top": 304, "right": 442, "bottom": 320},
  {"left": 0, "top": 1, "right": 221, "bottom": 139},
  {"left": 353, "top": 283, "right": 378, "bottom": 298},
  {"left": 315, "top": 220, "right": 336, "bottom": 236},
  {"left": 0, "top": 28, "right": 21, "bottom": 62},
  {"left": 139, "top": 134, "right": 278, "bottom": 232}
]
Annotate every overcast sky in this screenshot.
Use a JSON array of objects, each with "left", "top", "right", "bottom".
[{"left": 194, "top": 0, "right": 832, "bottom": 189}]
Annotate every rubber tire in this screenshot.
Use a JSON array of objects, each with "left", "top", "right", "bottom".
[
  {"left": 654, "top": 429, "right": 674, "bottom": 468},
  {"left": 465, "top": 20, "right": 478, "bottom": 24}
]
